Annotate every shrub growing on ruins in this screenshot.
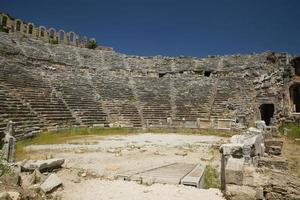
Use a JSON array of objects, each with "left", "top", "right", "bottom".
[
  {"left": 88, "top": 38, "right": 97, "bottom": 49},
  {"left": 204, "top": 165, "right": 220, "bottom": 189}
]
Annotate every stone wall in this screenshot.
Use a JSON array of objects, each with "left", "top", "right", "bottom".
[{"left": 0, "top": 12, "right": 98, "bottom": 48}]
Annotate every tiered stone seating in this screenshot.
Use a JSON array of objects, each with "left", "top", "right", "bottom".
[
  {"left": 0, "top": 32, "right": 24, "bottom": 55},
  {"left": 92, "top": 71, "right": 142, "bottom": 127},
  {"left": 52, "top": 71, "right": 108, "bottom": 126},
  {"left": 134, "top": 76, "right": 172, "bottom": 125},
  {"left": 17, "top": 37, "right": 52, "bottom": 60},
  {"left": 102, "top": 51, "right": 126, "bottom": 70},
  {"left": 210, "top": 77, "right": 255, "bottom": 119},
  {"left": 173, "top": 75, "right": 215, "bottom": 120},
  {"left": 173, "top": 57, "right": 197, "bottom": 72},
  {"left": 0, "top": 85, "right": 43, "bottom": 138},
  {"left": 47, "top": 44, "right": 80, "bottom": 66},
  {"left": 0, "top": 64, "right": 77, "bottom": 128},
  {"left": 0, "top": 32, "right": 281, "bottom": 131}
]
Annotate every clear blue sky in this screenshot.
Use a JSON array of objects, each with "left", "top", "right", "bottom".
[{"left": 1, "top": 0, "right": 300, "bottom": 57}]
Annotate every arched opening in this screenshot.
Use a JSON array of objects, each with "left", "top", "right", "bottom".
[
  {"left": 260, "top": 104, "right": 274, "bottom": 126},
  {"left": 69, "top": 32, "right": 75, "bottom": 44},
  {"left": 28, "top": 24, "right": 33, "bottom": 34},
  {"left": 290, "top": 84, "right": 300, "bottom": 113},
  {"left": 2, "top": 16, "right": 7, "bottom": 26},
  {"left": 40, "top": 27, "right": 46, "bottom": 37},
  {"left": 292, "top": 57, "right": 300, "bottom": 76},
  {"left": 16, "top": 20, "right": 21, "bottom": 31},
  {"left": 204, "top": 71, "right": 212, "bottom": 77},
  {"left": 49, "top": 29, "right": 55, "bottom": 39},
  {"left": 59, "top": 31, "right": 65, "bottom": 42}
]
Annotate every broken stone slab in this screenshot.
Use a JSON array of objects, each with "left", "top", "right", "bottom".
[
  {"left": 174, "top": 150, "right": 188, "bottom": 156},
  {"left": 225, "top": 184, "right": 256, "bottom": 200},
  {"left": 21, "top": 158, "right": 65, "bottom": 172},
  {"left": 265, "top": 145, "right": 282, "bottom": 156},
  {"left": 258, "top": 156, "right": 288, "bottom": 171},
  {"left": 40, "top": 173, "right": 62, "bottom": 193},
  {"left": 220, "top": 143, "right": 243, "bottom": 158},
  {"left": 225, "top": 157, "right": 244, "bottom": 185},
  {"left": 21, "top": 169, "right": 46, "bottom": 188}
]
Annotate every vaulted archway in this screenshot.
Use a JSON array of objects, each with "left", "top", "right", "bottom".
[
  {"left": 290, "top": 83, "right": 300, "bottom": 113},
  {"left": 260, "top": 104, "right": 274, "bottom": 126}
]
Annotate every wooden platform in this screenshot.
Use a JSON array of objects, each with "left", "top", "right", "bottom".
[{"left": 116, "top": 162, "right": 206, "bottom": 188}]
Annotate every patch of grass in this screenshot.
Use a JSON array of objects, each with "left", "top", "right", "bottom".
[
  {"left": 204, "top": 164, "right": 220, "bottom": 189},
  {"left": 0, "top": 159, "right": 11, "bottom": 176},
  {"left": 16, "top": 127, "right": 137, "bottom": 160},
  {"left": 278, "top": 122, "right": 300, "bottom": 144}
]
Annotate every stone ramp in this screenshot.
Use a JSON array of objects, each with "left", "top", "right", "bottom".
[{"left": 116, "top": 162, "right": 206, "bottom": 187}]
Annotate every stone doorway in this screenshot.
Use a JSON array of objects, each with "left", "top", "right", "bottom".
[
  {"left": 260, "top": 104, "right": 274, "bottom": 125},
  {"left": 290, "top": 84, "right": 300, "bottom": 113},
  {"left": 292, "top": 57, "right": 300, "bottom": 76}
]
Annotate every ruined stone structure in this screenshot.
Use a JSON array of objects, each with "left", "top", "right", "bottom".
[
  {"left": 0, "top": 12, "right": 99, "bottom": 49},
  {"left": 220, "top": 121, "right": 300, "bottom": 199},
  {"left": 0, "top": 13, "right": 299, "bottom": 139}
]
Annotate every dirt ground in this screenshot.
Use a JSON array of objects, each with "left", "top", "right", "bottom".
[
  {"left": 22, "top": 133, "right": 228, "bottom": 200},
  {"left": 282, "top": 138, "right": 300, "bottom": 178}
]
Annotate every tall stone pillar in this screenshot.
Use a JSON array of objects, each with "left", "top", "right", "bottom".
[{"left": 1, "top": 121, "right": 16, "bottom": 163}]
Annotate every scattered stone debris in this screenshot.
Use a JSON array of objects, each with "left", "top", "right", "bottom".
[
  {"left": 0, "top": 157, "right": 65, "bottom": 200},
  {"left": 40, "top": 173, "right": 63, "bottom": 193}
]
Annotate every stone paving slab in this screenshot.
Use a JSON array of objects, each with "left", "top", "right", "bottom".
[{"left": 117, "top": 163, "right": 203, "bottom": 186}]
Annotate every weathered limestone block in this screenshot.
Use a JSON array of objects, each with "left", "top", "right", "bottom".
[
  {"left": 255, "top": 120, "right": 266, "bottom": 131},
  {"left": 21, "top": 158, "right": 65, "bottom": 172},
  {"left": 244, "top": 134, "right": 264, "bottom": 156},
  {"left": 230, "top": 134, "right": 244, "bottom": 143},
  {"left": 264, "top": 139, "right": 283, "bottom": 148},
  {"left": 225, "top": 184, "right": 256, "bottom": 200},
  {"left": 40, "top": 173, "right": 62, "bottom": 193},
  {"left": 225, "top": 157, "right": 244, "bottom": 185},
  {"left": 258, "top": 156, "right": 288, "bottom": 171},
  {"left": 246, "top": 127, "right": 263, "bottom": 136},
  {"left": 220, "top": 143, "right": 243, "bottom": 158},
  {"left": 230, "top": 134, "right": 264, "bottom": 158}
]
